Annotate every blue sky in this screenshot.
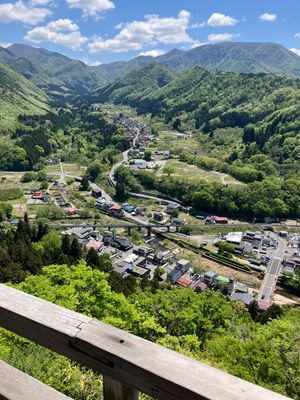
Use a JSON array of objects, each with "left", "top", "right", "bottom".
[{"left": 0, "top": 0, "right": 300, "bottom": 65}]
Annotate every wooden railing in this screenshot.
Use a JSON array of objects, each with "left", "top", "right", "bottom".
[{"left": 0, "top": 284, "right": 291, "bottom": 400}]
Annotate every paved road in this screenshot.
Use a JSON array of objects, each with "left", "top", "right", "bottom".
[
  {"left": 59, "top": 162, "right": 65, "bottom": 184},
  {"left": 257, "top": 234, "right": 286, "bottom": 307}
]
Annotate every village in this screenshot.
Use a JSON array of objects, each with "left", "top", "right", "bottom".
[{"left": 1, "top": 111, "right": 300, "bottom": 312}]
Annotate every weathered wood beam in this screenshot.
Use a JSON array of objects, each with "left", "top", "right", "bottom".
[
  {"left": 103, "top": 377, "right": 138, "bottom": 400},
  {"left": 0, "top": 284, "right": 292, "bottom": 400},
  {"left": 0, "top": 360, "right": 72, "bottom": 400}
]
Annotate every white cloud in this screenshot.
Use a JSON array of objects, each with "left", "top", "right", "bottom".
[
  {"left": 25, "top": 18, "right": 88, "bottom": 50},
  {"left": 294, "top": 33, "right": 300, "bottom": 39},
  {"left": 191, "top": 21, "right": 206, "bottom": 29},
  {"left": 189, "top": 40, "right": 206, "bottom": 49},
  {"left": 80, "top": 58, "right": 102, "bottom": 66},
  {"left": 290, "top": 48, "right": 300, "bottom": 57},
  {"left": 30, "top": 0, "right": 53, "bottom": 5},
  {"left": 88, "top": 10, "right": 193, "bottom": 53},
  {"left": 46, "top": 18, "right": 79, "bottom": 32},
  {"left": 207, "top": 12, "right": 238, "bottom": 27},
  {"left": 89, "top": 60, "right": 102, "bottom": 66},
  {"left": 138, "top": 49, "right": 166, "bottom": 57},
  {"left": 208, "top": 33, "right": 240, "bottom": 42},
  {"left": 0, "top": 1, "right": 51, "bottom": 25},
  {"left": 259, "top": 13, "right": 277, "bottom": 22},
  {"left": 0, "top": 42, "right": 12, "bottom": 48},
  {"left": 66, "top": 0, "right": 115, "bottom": 17}
]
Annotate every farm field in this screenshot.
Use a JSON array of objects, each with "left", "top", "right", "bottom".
[{"left": 158, "top": 159, "right": 244, "bottom": 186}]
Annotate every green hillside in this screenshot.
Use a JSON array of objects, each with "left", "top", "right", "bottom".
[
  {"left": 0, "top": 60, "right": 49, "bottom": 132},
  {"left": 93, "top": 42, "right": 300, "bottom": 83},
  {"left": 89, "top": 62, "right": 176, "bottom": 106},
  {"left": 1, "top": 44, "right": 105, "bottom": 97},
  {"left": 156, "top": 42, "right": 300, "bottom": 76},
  {"left": 91, "top": 64, "right": 300, "bottom": 178}
]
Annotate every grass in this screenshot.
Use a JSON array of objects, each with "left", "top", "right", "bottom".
[
  {"left": 158, "top": 159, "right": 243, "bottom": 186},
  {"left": 0, "top": 187, "right": 22, "bottom": 201}
]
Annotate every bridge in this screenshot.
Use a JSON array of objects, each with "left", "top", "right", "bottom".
[
  {"left": 50, "top": 222, "right": 190, "bottom": 236},
  {"left": 0, "top": 284, "right": 290, "bottom": 400}
]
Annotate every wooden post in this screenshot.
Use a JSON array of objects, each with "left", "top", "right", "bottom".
[{"left": 103, "top": 376, "right": 138, "bottom": 400}]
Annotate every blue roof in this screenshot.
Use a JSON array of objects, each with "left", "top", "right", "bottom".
[{"left": 123, "top": 205, "right": 134, "bottom": 212}]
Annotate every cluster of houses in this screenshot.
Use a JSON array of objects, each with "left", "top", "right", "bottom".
[
  {"left": 113, "top": 114, "right": 155, "bottom": 147},
  {"left": 25, "top": 189, "right": 49, "bottom": 205},
  {"left": 221, "top": 230, "right": 278, "bottom": 271},
  {"left": 61, "top": 225, "right": 255, "bottom": 306},
  {"left": 96, "top": 199, "right": 125, "bottom": 218}
]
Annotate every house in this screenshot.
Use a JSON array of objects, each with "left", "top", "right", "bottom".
[
  {"left": 127, "top": 265, "right": 150, "bottom": 278},
  {"left": 123, "top": 204, "right": 135, "bottom": 213},
  {"left": 168, "top": 267, "right": 182, "bottom": 284},
  {"left": 153, "top": 250, "right": 172, "bottom": 265},
  {"left": 92, "top": 187, "right": 102, "bottom": 198},
  {"left": 177, "top": 276, "right": 192, "bottom": 288},
  {"left": 110, "top": 205, "right": 124, "bottom": 217},
  {"left": 166, "top": 202, "right": 181, "bottom": 214},
  {"left": 64, "top": 207, "right": 78, "bottom": 216},
  {"left": 96, "top": 198, "right": 107, "bottom": 208},
  {"left": 230, "top": 292, "right": 255, "bottom": 306},
  {"left": 176, "top": 259, "right": 190, "bottom": 273},
  {"left": 243, "top": 231, "right": 256, "bottom": 241},
  {"left": 111, "top": 237, "right": 133, "bottom": 251},
  {"left": 134, "top": 246, "right": 153, "bottom": 257},
  {"left": 234, "top": 282, "right": 248, "bottom": 294},
  {"left": 153, "top": 211, "right": 164, "bottom": 222},
  {"left": 226, "top": 232, "right": 243, "bottom": 245},
  {"left": 63, "top": 226, "right": 95, "bottom": 243},
  {"left": 214, "top": 217, "right": 229, "bottom": 224},
  {"left": 172, "top": 218, "right": 184, "bottom": 226},
  {"left": 202, "top": 271, "right": 217, "bottom": 285},
  {"left": 134, "top": 207, "right": 145, "bottom": 216},
  {"left": 205, "top": 217, "right": 214, "bottom": 225},
  {"left": 85, "top": 240, "right": 103, "bottom": 252}
]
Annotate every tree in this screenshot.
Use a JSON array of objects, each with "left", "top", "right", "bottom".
[
  {"left": 243, "top": 125, "right": 256, "bottom": 143},
  {"left": 217, "top": 241, "right": 235, "bottom": 258},
  {"left": 80, "top": 176, "right": 90, "bottom": 191},
  {"left": 61, "top": 234, "right": 71, "bottom": 256},
  {"left": 40, "top": 181, "right": 48, "bottom": 190},
  {"left": 163, "top": 165, "right": 175, "bottom": 176},
  {"left": 86, "top": 160, "right": 102, "bottom": 181},
  {"left": 70, "top": 238, "right": 82, "bottom": 263},
  {"left": 86, "top": 248, "right": 101, "bottom": 269},
  {"left": 98, "top": 253, "right": 113, "bottom": 273},
  {"left": 144, "top": 151, "right": 152, "bottom": 161},
  {"left": 42, "top": 232, "right": 62, "bottom": 264}
]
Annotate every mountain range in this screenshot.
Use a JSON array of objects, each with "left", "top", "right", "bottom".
[
  {"left": 0, "top": 59, "right": 49, "bottom": 132},
  {"left": 1, "top": 42, "right": 300, "bottom": 99}
]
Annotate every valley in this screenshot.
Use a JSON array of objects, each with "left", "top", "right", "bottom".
[{"left": 0, "top": 40, "right": 300, "bottom": 400}]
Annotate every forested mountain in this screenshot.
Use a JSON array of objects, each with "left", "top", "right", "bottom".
[
  {"left": 92, "top": 42, "right": 300, "bottom": 82},
  {"left": 156, "top": 42, "right": 300, "bottom": 76},
  {"left": 1, "top": 42, "right": 300, "bottom": 97},
  {"left": 0, "top": 44, "right": 105, "bottom": 97},
  {"left": 89, "top": 62, "right": 176, "bottom": 106},
  {"left": 91, "top": 65, "right": 300, "bottom": 169},
  {"left": 0, "top": 60, "right": 49, "bottom": 132}
]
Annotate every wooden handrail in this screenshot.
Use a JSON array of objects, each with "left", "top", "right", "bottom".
[
  {"left": 0, "top": 360, "right": 72, "bottom": 400},
  {"left": 0, "top": 284, "right": 291, "bottom": 400}
]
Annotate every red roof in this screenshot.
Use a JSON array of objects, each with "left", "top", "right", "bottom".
[
  {"left": 110, "top": 205, "right": 122, "bottom": 211},
  {"left": 214, "top": 217, "right": 229, "bottom": 223},
  {"left": 85, "top": 240, "right": 103, "bottom": 251},
  {"left": 65, "top": 207, "right": 77, "bottom": 214},
  {"left": 176, "top": 277, "right": 192, "bottom": 288}
]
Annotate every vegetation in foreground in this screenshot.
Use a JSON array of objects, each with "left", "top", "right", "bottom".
[{"left": 0, "top": 218, "right": 299, "bottom": 399}]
